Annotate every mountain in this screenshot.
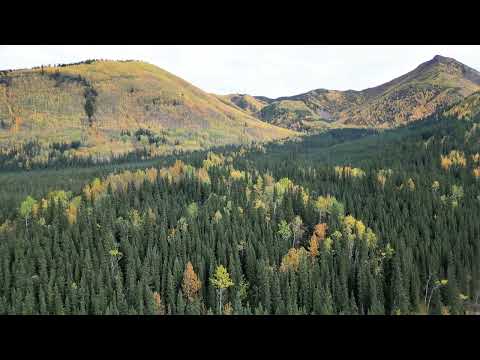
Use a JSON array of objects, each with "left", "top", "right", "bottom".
[
  {"left": 227, "top": 55, "right": 480, "bottom": 130},
  {"left": 338, "top": 55, "right": 480, "bottom": 127},
  {"left": 0, "top": 60, "right": 295, "bottom": 164}
]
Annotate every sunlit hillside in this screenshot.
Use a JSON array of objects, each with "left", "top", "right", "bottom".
[
  {"left": 0, "top": 60, "right": 295, "bottom": 167},
  {"left": 242, "top": 55, "right": 480, "bottom": 130}
]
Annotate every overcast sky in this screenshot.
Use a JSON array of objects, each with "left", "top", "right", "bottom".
[{"left": 0, "top": 45, "right": 479, "bottom": 98}]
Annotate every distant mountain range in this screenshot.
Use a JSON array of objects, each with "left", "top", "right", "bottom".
[
  {"left": 1, "top": 55, "right": 480, "bottom": 163},
  {"left": 222, "top": 55, "right": 480, "bottom": 131}
]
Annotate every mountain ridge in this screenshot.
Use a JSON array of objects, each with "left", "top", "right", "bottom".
[{"left": 223, "top": 55, "right": 480, "bottom": 131}]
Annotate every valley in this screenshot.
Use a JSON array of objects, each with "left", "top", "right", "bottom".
[{"left": 1, "top": 52, "right": 480, "bottom": 315}]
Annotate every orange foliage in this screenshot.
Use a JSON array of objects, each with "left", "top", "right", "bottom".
[
  {"left": 309, "top": 223, "right": 327, "bottom": 258},
  {"left": 280, "top": 248, "right": 308, "bottom": 272},
  {"left": 441, "top": 150, "right": 466, "bottom": 171},
  {"left": 313, "top": 223, "right": 328, "bottom": 241},
  {"left": 223, "top": 302, "right": 233, "bottom": 315},
  {"left": 377, "top": 174, "right": 386, "bottom": 187},
  {"left": 12, "top": 116, "right": 22, "bottom": 133},
  {"left": 182, "top": 262, "right": 202, "bottom": 302},
  {"left": 170, "top": 160, "right": 186, "bottom": 180},
  {"left": 86, "top": 178, "right": 105, "bottom": 201},
  {"left": 472, "top": 153, "right": 480, "bottom": 164},
  {"left": 309, "top": 237, "right": 319, "bottom": 258},
  {"left": 196, "top": 167, "right": 211, "bottom": 184},
  {"left": 473, "top": 167, "right": 480, "bottom": 179},
  {"left": 153, "top": 291, "right": 166, "bottom": 315},
  {"left": 66, "top": 204, "right": 78, "bottom": 225},
  {"left": 440, "top": 156, "right": 452, "bottom": 170},
  {"left": 263, "top": 174, "right": 274, "bottom": 187},
  {"left": 145, "top": 167, "right": 158, "bottom": 183}
]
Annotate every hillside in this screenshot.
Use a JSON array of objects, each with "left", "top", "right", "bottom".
[
  {"left": 233, "top": 55, "right": 480, "bottom": 130},
  {"left": 0, "top": 60, "right": 295, "bottom": 168},
  {"left": 445, "top": 91, "right": 480, "bottom": 120},
  {"left": 217, "top": 93, "right": 267, "bottom": 115}
]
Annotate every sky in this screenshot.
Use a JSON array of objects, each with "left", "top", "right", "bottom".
[{"left": 0, "top": 45, "right": 479, "bottom": 98}]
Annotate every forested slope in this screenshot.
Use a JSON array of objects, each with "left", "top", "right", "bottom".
[
  {"left": 1, "top": 111, "right": 479, "bottom": 315},
  {"left": 0, "top": 60, "right": 295, "bottom": 169}
]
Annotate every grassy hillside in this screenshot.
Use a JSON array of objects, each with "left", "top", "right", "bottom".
[
  {"left": 243, "top": 55, "right": 480, "bottom": 130},
  {"left": 0, "top": 60, "right": 295, "bottom": 167}
]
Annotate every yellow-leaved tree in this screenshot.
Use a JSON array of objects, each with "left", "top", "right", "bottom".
[
  {"left": 19, "top": 196, "right": 37, "bottom": 229},
  {"left": 314, "top": 195, "right": 334, "bottom": 222},
  {"left": 66, "top": 196, "right": 82, "bottom": 225},
  {"left": 406, "top": 178, "right": 415, "bottom": 191},
  {"left": 210, "top": 265, "right": 234, "bottom": 314}
]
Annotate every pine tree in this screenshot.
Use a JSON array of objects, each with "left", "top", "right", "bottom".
[
  {"left": 390, "top": 255, "right": 408, "bottom": 315},
  {"left": 446, "top": 258, "right": 461, "bottom": 314},
  {"left": 176, "top": 290, "right": 185, "bottom": 315}
]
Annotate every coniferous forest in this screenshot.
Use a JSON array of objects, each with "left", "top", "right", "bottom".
[{"left": 1, "top": 112, "right": 480, "bottom": 315}]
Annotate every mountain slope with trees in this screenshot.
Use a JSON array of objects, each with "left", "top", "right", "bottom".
[
  {"left": 224, "top": 55, "right": 480, "bottom": 131},
  {"left": 0, "top": 60, "right": 295, "bottom": 169},
  {"left": 1, "top": 108, "right": 479, "bottom": 315}
]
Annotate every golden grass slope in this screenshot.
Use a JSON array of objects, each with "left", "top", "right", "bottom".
[{"left": 0, "top": 60, "right": 296, "bottom": 159}]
